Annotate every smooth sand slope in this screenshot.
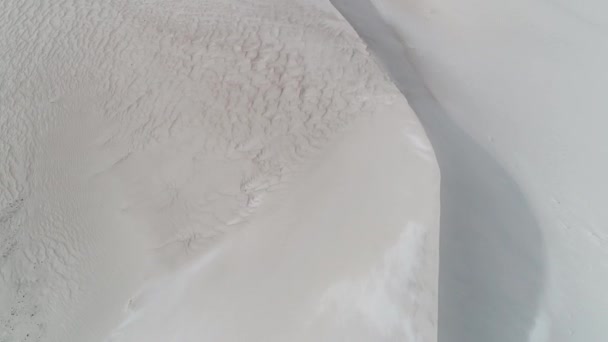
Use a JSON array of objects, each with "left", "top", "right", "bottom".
[
  {"left": 332, "top": 1, "right": 544, "bottom": 341},
  {"left": 333, "top": 0, "right": 608, "bottom": 341},
  {"left": 0, "top": 0, "right": 439, "bottom": 341}
]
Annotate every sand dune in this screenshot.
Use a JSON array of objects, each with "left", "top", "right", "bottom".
[
  {"left": 333, "top": 0, "right": 608, "bottom": 340},
  {"left": 0, "top": 0, "right": 439, "bottom": 341}
]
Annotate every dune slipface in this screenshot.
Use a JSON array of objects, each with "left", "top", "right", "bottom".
[
  {"left": 0, "top": 0, "right": 439, "bottom": 341},
  {"left": 334, "top": 0, "right": 608, "bottom": 341}
]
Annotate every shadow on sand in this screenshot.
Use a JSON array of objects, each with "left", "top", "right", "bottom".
[{"left": 331, "top": 1, "right": 546, "bottom": 340}]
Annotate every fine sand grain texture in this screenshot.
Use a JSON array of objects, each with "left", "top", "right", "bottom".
[{"left": 0, "top": 0, "right": 439, "bottom": 341}]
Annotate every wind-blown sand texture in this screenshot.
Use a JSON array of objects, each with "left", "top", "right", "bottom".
[{"left": 0, "top": 0, "right": 439, "bottom": 341}]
